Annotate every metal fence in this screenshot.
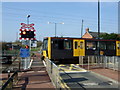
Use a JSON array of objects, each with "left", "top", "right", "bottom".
[
  {"left": 79, "top": 56, "right": 120, "bottom": 71},
  {"left": 45, "top": 58, "right": 70, "bottom": 90},
  {"left": 1, "top": 70, "right": 18, "bottom": 90},
  {"left": 1, "top": 50, "right": 19, "bottom": 56}
]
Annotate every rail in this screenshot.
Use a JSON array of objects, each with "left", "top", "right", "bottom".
[{"left": 1, "top": 70, "right": 19, "bottom": 90}]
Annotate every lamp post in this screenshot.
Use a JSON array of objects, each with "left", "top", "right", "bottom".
[
  {"left": 48, "top": 22, "right": 64, "bottom": 37},
  {"left": 27, "top": 15, "right": 30, "bottom": 25}
]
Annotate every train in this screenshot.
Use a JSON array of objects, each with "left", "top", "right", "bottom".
[{"left": 41, "top": 37, "right": 120, "bottom": 63}]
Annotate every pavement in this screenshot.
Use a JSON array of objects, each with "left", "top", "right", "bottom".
[
  {"left": 12, "top": 52, "right": 55, "bottom": 89},
  {"left": 79, "top": 65, "right": 119, "bottom": 83},
  {"left": 58, "top": 64, "right": 119, "bottom": 89}
]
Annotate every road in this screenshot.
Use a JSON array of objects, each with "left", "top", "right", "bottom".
[{"left": 58, "top": 64, "right": 118, "bottom": 90}]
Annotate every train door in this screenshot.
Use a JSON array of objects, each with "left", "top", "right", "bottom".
[
  {"left": 73, "top": 39, "right": 85, "bottom": 56},
  {"left": 116, "top": 41, "right": 120, "bottom": 56}
]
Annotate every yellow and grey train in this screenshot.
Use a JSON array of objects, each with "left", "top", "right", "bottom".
[{"left": 41, "top": 37, "right": 120, "bottom": 63}]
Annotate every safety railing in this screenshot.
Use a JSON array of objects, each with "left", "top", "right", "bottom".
[
  {"left": 1, "top": 50, "right": 19, "bottom": 57},
  {"left": 1, "top": 70, "right": 18, "bottom": 90},
  {"left": 79, "top": 56, "right": 120, "bottom": 71},
  {"left": 45, "top": 58, "right": 70, "bottom": 90}
]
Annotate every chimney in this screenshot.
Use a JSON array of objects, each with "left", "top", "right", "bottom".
[{"left": 86, "top": 28, "right": 89, "bottom": 32}]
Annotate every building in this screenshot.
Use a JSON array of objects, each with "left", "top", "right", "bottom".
[
  {"left": 82, "top": 28, "right": 105, "bottom": 39},
  {"left": 31, "top": 40, "right": 37, "bottom": 48}
]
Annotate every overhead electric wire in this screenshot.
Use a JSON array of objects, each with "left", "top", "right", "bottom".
[
  {"left": 3, "top": 6, "right": 117, "bottom": 23},
  {"left": 3, "top": 11, "right": 117, "bottom": 27}
]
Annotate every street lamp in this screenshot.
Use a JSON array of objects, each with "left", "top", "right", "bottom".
[
  {"left": 27, "top": 15, "right": 30, "bottom": 25},
  {"left": 48, "top": 22, "right": 64, "bottom": 37}
]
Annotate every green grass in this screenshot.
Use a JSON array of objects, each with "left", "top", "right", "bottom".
[{"left": 31, "top": 47, "right": 40, "bottom": 51}]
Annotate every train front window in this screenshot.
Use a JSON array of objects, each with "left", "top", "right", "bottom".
[
  {"left": 43, "top": 39, "right": 48, "bottom": 50},
  {"left": 86, "top": 41, "right": 96, "bottom": 50}
]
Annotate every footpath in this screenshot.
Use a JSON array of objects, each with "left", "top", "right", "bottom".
[
  {"left": 80, "top": 65, "right": 119, "bottom": 83},
  {"left": 13, "top": 52, "right": 55, "bottom": 90}
]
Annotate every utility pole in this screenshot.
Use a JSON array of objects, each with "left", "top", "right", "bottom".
[
  {"left": 81, "top": 19, "right": 84, "bottom": 37},
  {"left": 98, "top": 0, "right": 100, "bottom": 66},
  {"left": 98, "top": 0, "right": 100, "bottom": 56}
]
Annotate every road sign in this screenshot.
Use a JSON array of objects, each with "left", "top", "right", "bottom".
[{"left": 20, "top": 48, "right": 30, "bottom": 57}]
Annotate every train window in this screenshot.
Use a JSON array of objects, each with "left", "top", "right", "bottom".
[
  {"left": 86, "top": 41, "right": 96, "bottom": 50},
  {"left": 80, "top": 42, "right": 83, "bottom": 49},
  {"left": 58, "top": 40, "right": 64, "bottom": 49},
  {"left": 43, "top": 39, "right": 48, "bottom": 50},
  {"left": 75, "top": 41, "right": 78, "bottom": 49},
  {"left": 100, "top": 42, "right": 106, "bottom": 50},
  {"left": 64, "top": 40, "right": 72, "bottom": 49},
  {"left": 53, "top": 40, "right": 58, "bottom": 49},
  {"left": 107, "top": 42, "right": 115, "bottom": 50},
  {"left": 118, "top": 43, "right": 120, "bottom": 49},
  {"left": 53, "top": 40, "right": 64, "bottom": 49}
]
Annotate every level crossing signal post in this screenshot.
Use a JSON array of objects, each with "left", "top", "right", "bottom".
[{"left": 19, "top": 22, "right": 36, "bottom": 70}]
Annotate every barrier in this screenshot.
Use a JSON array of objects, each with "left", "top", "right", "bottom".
[
  {"left": 1, "top": 70, "right": 18, "bottom": 90},
  {"left": 45, "top": 58, "right": 70, "bottom": 90},
  {"left": 79, "top": 56, "right": 119, "bottom": 71}
]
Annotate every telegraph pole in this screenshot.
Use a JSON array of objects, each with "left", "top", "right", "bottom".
[
  {"left": 81, "top": 19, "right": 84, "bottom": 37},
  {"left": 98, "top": 0, "right": 100, "bottom": 56},
  {"left": 98, "top": 0, "right": 100, "bottom": 65}
]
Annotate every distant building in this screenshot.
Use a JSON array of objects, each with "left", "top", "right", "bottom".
[
  {"left": 31, "top": 40, "right": 37, "bottom": 48},
  {"left": 6, "top": 43, "right": 20, "bottom": 50},
  {"left": 82, "top": 28, "right": 105, "bottom": 39}
]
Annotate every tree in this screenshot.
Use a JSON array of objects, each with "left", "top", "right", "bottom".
[
  {"left": 100, "top": 33, "right": 120, "bottom": 40},
  {"left": 13, "top": 40, "right": 22, "bottom": 46},
  {"left": 37, "top": 40, "right": 42, "bottom": 47}
]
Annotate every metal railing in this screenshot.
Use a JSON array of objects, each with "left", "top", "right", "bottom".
[
  {"left": 79, "top": 56, "right": 120, "bottom": 71},
  {"left": 1, "top": 70, "right": 18, "bottom": 90},
  {"left": 1, "top": 50, "right": 19, "bottom": 56},
  {"left": 45, "top": 58, "right": 70, "bottom": 90}
]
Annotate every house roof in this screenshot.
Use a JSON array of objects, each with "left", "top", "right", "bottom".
[{"left": 89, "top": 31, "right": 106, "bottom": 38}]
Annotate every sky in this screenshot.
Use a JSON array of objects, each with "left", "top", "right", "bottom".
[{"left": 1, "top": 0, "right": 119, "bottom": 42}]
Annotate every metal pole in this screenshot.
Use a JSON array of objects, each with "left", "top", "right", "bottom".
[
  {"left": 27, "top": 15, "right": 31, "bottom": 69},
  {"left": 27, "top": 15, "right": 31, "bottom": 50},
  {"left": 98, "top": 0, "right": 100, "bottom": 39},
  {"left": 55, "top": 23, "right": 57, "bottom": 37},
  {"left": 81, "top": 20, "right": 84, "bottom": 37},
  {"left": 98, "top": 0, "right": 100, "bottom": 64}
]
